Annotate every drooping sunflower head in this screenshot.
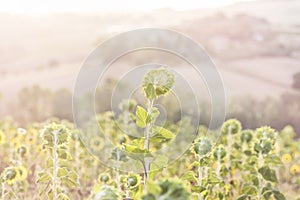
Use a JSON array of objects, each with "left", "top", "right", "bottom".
[
  {"left": 221, "top": 119, "right": 242, "bottom": 135},
  {"left": 241, "top": 130, "right": 254, "bottom": 143},
  {"left": 41, "top": 123, "right": 70, "bottom": 146},
  {"left": 213, "top": 145, "right": 226, "bottom": 160},
  {"left": 193, "top": 138, "right": 212, "bottom": 156},
  {"left": 1, "top": 167, "right": 20, "bottom": 185},
  {"left": 255, "top": 126, "right": 276, "bottom": 142},
  {"left": 142, "top": 67, "right": 175, "bottom": 100},
  {"left": 126, "top": 173, "right": 141, "bottom": 189},
  {"left": 98, "top": 173, "right": 111, "bottom": 184},
  {"left": 254, "top": 138, "right": 273, "bottom": 155},
  {"left": 17, "top": 145, "right": 28, "bottom": 158}
]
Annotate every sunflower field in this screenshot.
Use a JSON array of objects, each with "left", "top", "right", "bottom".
[{"left": 0, "top": 68, "right": 299, "bottom": 200}]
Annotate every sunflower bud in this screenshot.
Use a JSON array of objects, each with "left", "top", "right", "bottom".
[
  {"left": 193, "top": 138, "right": 212, "bottom": 156},
  {"left": 241, "top": 130, "right": 253, "bottom": 143},
  {"left": 213, "top": 145, "right": 226, "bottom": 159},
  {"left": 221, "top": 119, "right": 242, "bottom": 135},
  {"left": 99, "top": 173, "right": 110, "bottom": 184}
]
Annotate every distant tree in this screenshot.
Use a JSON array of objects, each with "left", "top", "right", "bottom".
[
  {"left": 292, "top": 72, "right": 300, "bottom": 90},
  {"left": 15, "top": 85, "right": 53, "bottom": 123},
  {"left": 52, "top": 89, "right": 72, "bottom": 120}
]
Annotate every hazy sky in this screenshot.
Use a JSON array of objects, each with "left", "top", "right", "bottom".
[{"left": 0, "top": 0, "right": 253, "bottom": 14}]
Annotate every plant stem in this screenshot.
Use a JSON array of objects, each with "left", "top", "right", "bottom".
[
  {"left": 217, "top": 149, "right": 221, "bottom": 177},
  {"left": 1, "top": 182, "right": 5, "bottom": 200},
  {"left": 144, "top": 99, "right": 154, "bottom": 179},
  {"left": 257, "top": 152, "right": 263, "bottom": 200},
  {"left": 53, "top": 131, "right": 58, "bottom": 200},
  {"left": 198, "top": 156, "right": 203, "bottom": 200},
  {"left": 226, "top": 129, "right": 232, "bottom": 170},
  {"left": 116, "top": 149, "right": 121, "bottom": 191},
  {"left": 75, "top": 136, "right": 80, "bottom": 184}
]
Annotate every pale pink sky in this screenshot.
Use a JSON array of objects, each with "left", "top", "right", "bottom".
[{"left": 0, "top": 0, "right": 254, "bottom": 14}]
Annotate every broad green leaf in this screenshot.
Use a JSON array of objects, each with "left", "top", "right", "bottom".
[
  {"left": 150, "top": 107, "right": 160, "bottom": 122},
  {"left": 150, "top": 155, "right": 168, "bottom": 178},
  {"left": 57, "top": 193, "right": 71, "bottom": 200},
  {"left": 152, "top": 155, "right": 168, "bottom": 169},
  {"left": 124, "top": 144, "right": 152, "bottom": 160},
  {"left": 182, "top": 171, "right": 197, "bottom": 182},
  {"left": 237, "top": 194, "right": 248, "bottom": 200},
  {"left": 37, "top": 172, "right": 52, "bottom": 183},
  {"left": 207, "top": 173, "right": 222, "bottom": 184},
  {"left": 152, "top": 126, "right": 174, "bottom": 139},
  {"left": 273, "top": 190, "right": 286, "bottom": 200},
  {"left": 242, "top": 185, "right": 258, "bottom": 196},
  {"left": 144, "top": 84, "right": 156, "bottom": 99},
  {"left": 191, "top": 186, "right": 206, "bottom": 193},
  {"left": 258, "top": 166, "right": 278, "bottom": 183},
  {"left": 136, "top": 106, "right": 148, "bottom": 128},
  {"left": 46, "top": 158, "right": 53, "bottom": 168},
  {"left": 57, "top": 167, "right": 69, "bottom": 178},
  {"left": 264, "top": 154, "right": 283, "bottom": 166},
  {"left": 146, "top": 180, "right": 161, "bottom": 196},
  {"left": 48, "top": 189, "right": 53, "bottom": 200}
]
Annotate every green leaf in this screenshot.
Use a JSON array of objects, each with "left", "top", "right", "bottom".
[
  {"left": 242, "top": 185, "right": 258, "bottom": 196},
  {"left": 46, "top": 158, "right": 53, "bottom": 168},
  {"left": 146, "top": 180, "right": 161, "bottom": 196},
  {"left": 152, "top": 155, "right": 168, "bottom": 169},
  {"left": 37, "top": 172, "right": 52, "bottom": 183},
  {"left": 262, "top": 186, "right": 273, "bottom": 199},
  {"left": 182, "top": 171, "right": 197, "bottom": 182},
  {"left": 191, "top": 186, "right": 206, "bottom": 193},
  {"left": 258, "top": 166, "right": 278, "bottom": 183},
  {"left": 250, "top": 175, "right": 259, "bottom": 187},
  {"left": 124, "top": 144, "right": 152, "bottom": 160},
  {"left": 48, "top": 189, "right": 53, "bottom": 200},
  {"left": 152, "top": 126, "right": 174, "bottom": 139},
  {"left": 237, "top": 194, "right": 248, "bottom": 200},
  {"left": 57, "top": 167, "right": 69, "bottom": 178},
  {"left": 136, "top": 106, "right": 148, "bottom": 128},
  {"left": 273, "top": 190, "right": 286, "bottom": 200},
  {"left": 207, "top": 173, "right": 222, "bottom": 184},
  {"left": 144, "top": 84, "right": 156, "bottom": 99},
  {"left": 57, "top": 193, "right": 71, "bottom": 200},
  {"left": 264, "top": 154, "right": 283, "bottom": 166},
  {"left": 150, "top": 107, "right": 160, "bottom": 122},
  {"left": 62, "top": 177, "right": 79, "bottom": 188}
]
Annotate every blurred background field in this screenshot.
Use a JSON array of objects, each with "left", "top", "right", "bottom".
[
  {"left": 0, "top": 0, "right": 300, "bottom": 134},
  {"left": 0, "top": 1, "right": 300, "bottom": 199}
]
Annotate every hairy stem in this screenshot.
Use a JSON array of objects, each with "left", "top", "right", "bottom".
[
  {"left": 116, "top": 149, "right": 121, "bottom": 191},
  {"left": 53, "top": 132, "right": 58, "bottom": 200},
  {"left": 198, "top": 156, "right": 203, "bottom": 200},
  {"left": 144, "top": 99, "right": 154, "bottom": 179},
  {"left": 1, "top": 182, "right": 5, "bottom": 200},
  {"left": 257, "top": 152, "right": 263, "bottom": 200}
]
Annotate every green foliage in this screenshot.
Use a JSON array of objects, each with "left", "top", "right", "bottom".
[
  {"left": 0, "top": 68, "right": 299, "bottom": 200},
  {"left": 142, "top": 179, "right": 190, "bottom": 200},
  {"left": 37, "top": 123, "right": 79, "bottom": 200}
]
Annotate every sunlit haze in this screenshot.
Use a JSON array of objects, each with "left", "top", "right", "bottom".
[{"left": 0, "top": 0, "right": 254, "bottom": 14}]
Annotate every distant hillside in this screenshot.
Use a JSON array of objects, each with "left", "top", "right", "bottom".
[{"left": 0, "top": 0, "right": 300, "bottom": 103}]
